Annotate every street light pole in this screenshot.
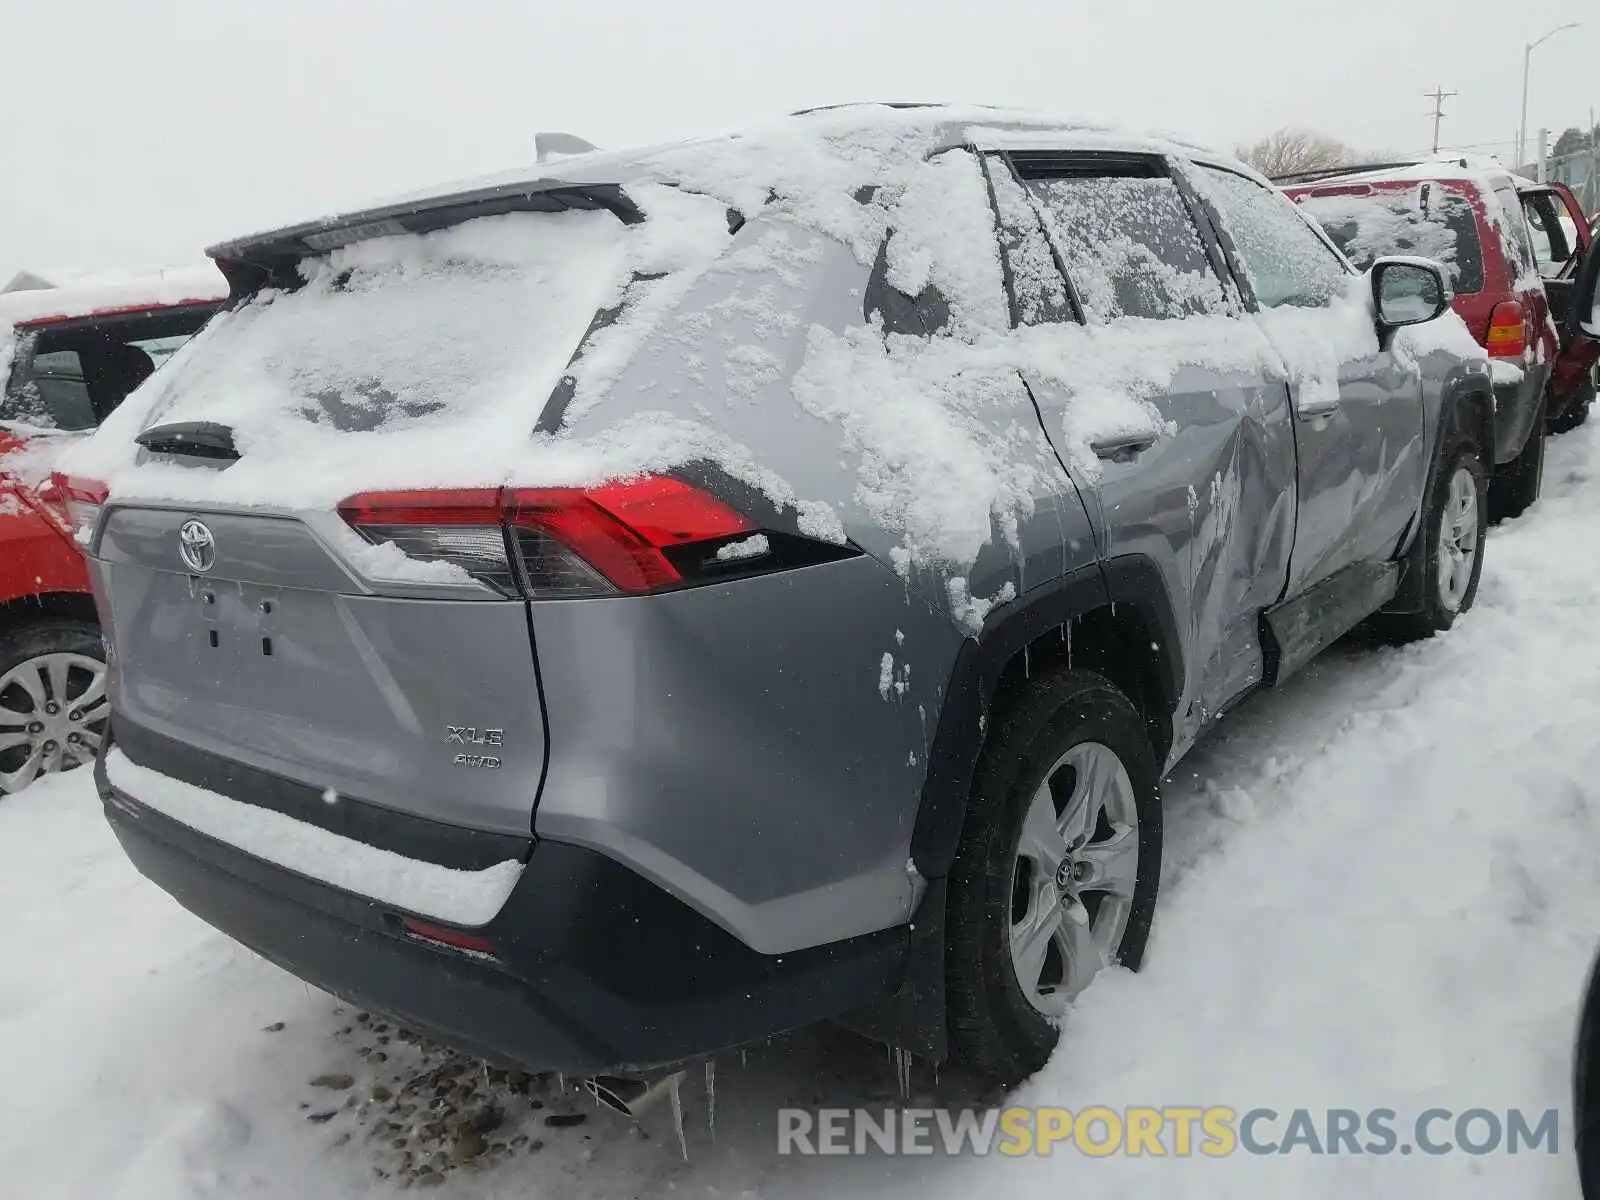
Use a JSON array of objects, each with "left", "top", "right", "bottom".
[{"left": 1518, "top": 22, "right": 1583, "bottom": 170}]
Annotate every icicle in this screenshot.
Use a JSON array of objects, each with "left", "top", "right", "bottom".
[
  {"left": 705, "top": 1059, "right": 716, "bottom": 1138},
  {"left": 556, "top": 1071, "right": 566, "bottom": 1094},
  {"left": 669, "top": 1072, "right": 688, "bottom": 1161},
  {"left": 891, "top": 1048, "right": 911, "bottom": 1100}
]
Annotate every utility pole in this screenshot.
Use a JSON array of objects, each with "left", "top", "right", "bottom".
[
  {"left": 1591, "top": 106, "right": 1598, "bottom": 213},
  {"left": 1519, "top": 22, "right": 1584, "bottom": 170},
  {"left": 1539, "top": 126, "right": 1549, "bottom": 182},
  {"left": 1426, "top": 86, "right": 1458, "bottom": 155}
]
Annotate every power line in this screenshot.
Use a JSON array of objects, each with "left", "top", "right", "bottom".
[{"left": 1424, "top": 86, "right": 1459, "bottom": 155}]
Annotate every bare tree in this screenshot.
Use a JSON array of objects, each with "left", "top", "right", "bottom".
[{"left": 1237, "top": 128, "right": 1358, "bottom": 179}]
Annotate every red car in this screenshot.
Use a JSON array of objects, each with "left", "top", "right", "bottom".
[
  {"left": 1284, "top": 165, "right": 1597, "bottom": 519},
  {"left": 1, "top": 269, "right": 226, "bottom": 794}
]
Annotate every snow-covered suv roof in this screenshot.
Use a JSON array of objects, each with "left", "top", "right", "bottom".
[
  {"left": 209, "top": 104, "right": 1261, "bottom": 268},
  {"left": 0, "top": 265, "right": 228, "bottom": 330}
]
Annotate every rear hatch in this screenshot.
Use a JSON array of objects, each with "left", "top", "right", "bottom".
[
  {"left": 92, "top": 499, "right": 551, "bottom": 838},
  {"left": 1292, "top": 180, "right": 1490, "bottom": 327},
  {"left": 76, "top": 182, "right": 743, "bottom": 840}
]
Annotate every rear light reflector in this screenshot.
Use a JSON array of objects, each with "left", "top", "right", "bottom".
[
  {"left": 340, "top": 476, "right": 756, "bottom": 598},
  {"left": 1484, "top": 302, "right": 1526, "bottom": 358},
  {"left": 47, "top": 472, "right": 109, "bottom": 544},
  {"left": 400, "top": 917, "right": 497, "bottom": 960}
]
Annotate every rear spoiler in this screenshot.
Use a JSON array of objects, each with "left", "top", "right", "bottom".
[{"left": 207, "top": 180, "right": 644, "bottom": 299}]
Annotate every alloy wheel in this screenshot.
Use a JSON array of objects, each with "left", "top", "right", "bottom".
[
  {"left": 0, "top": 652, "right": 109, "bottom": 794},
  {"left": 1437, "top": 466, "right": 1480, "bottom": 612},
  {"left": 1008, "top": 741, "right": 1140, "bottom": 1017}
]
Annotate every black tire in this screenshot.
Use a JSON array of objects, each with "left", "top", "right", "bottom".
[
  {"left": 1374, "top": 445, "right": 1488, "bottom": 644},
  {"left": 1488, "top": 398, "right": 1546, "bottom": 524},
  {"left": 1550, "top": 373, "right": 1595, "bottom": 435},
  {"left": 945, "top": 667, "right": 1162, "bottom": 1084},
  {"left": 0, "top": 619, "right": 106, "bottom": 796},
  {"left": 1577, "top": 950, "right": 1600, "bottom": 1198}
]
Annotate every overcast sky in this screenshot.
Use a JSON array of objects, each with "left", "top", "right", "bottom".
[{"left": 1, "top": 0, "right": 1593, "bottom": 282}]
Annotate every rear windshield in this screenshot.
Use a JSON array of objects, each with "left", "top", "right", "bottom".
[
  {"left": 138, "top": 210, "right": 633, "bottom": 442},
  {"left": 1295, "top": 186, "right": 1485, "bottom": 294}
]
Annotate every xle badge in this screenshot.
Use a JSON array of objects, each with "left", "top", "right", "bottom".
[{"left": 446, "top": 725, "right": 504, "bottom": 770}]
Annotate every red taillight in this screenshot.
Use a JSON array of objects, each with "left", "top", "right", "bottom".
[
  {"left": 1484, "top": 302, "right": 1526, "bottom": 358},
  {"left": 507, "top": 478, "right": 753, "bottom": 595},
  {"left": 400, "top": 917, "right": 497, "bottom": 959},
  {"left": 339, "top": 476, "right": 755, "bottom": 598},
  {"left": 46, "top": 472, "right": 110, "bottom": 543}
]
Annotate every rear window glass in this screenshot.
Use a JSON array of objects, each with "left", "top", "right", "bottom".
[
  {"left": 1024, "top": 174, "right": 1227, "bottom": 322},
  {"left": 139, "top": 210, "right": 634, "bottom": 441},
  {"left": 1, "top": 317, "right": 213, "bottom": 433},
  {"left": 1296, "top": 187, "right": 1485, "bottom": 294},
  {"left": 1491, "top": 184, "right": 1540, "bottom": 286}
]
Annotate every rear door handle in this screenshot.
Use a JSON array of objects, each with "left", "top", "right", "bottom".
[
  {"left": 1090, "top": 433, "right": 1158, "bottom": 461},
  {"left": 1298, "top": 397, "right": 1341, "bottom": 418}
]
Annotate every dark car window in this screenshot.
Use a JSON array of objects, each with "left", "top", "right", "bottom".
[
  {"left": 1, "top": 308, "right": 216, "bottom": 432},
  {"left": 1193, "top": 166, "right": 1351, "bottom": 309},
  {"left": 22, "top": 349, "right": 97, "bottom": 430},
  {"left": 1296, "top": 185, "right": 1485, "bottom": 296},
  {"left": 1022, "top": 169, "right": 1227, "bottom": 323}
]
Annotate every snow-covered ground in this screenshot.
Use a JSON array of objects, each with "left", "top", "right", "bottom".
[{"left": 6, "top": 425, "right": 1600, "bottom": 1198}]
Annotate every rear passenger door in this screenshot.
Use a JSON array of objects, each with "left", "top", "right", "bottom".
[
  {"left": 985, "top": 151, "right": 1297, "bottom": 742},
  {"left": 1189, "top": 164, "right": 1427, "bottom": 597}
]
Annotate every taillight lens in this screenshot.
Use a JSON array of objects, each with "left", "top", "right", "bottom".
[
  {"left": 1485, "top": 302, "right": 1526, "bottom": 358},
  {"left": 46, "top": 472, "right": 110, "bottom": 544},
  {"left": 339, "top": 476, "right": 757, "bottom": 598},
  {"left": 506, "top": 478, "right": 753, "bottom": 596},
  {"left": 337, "top": 488, "right": 521, "bottom": 594}
]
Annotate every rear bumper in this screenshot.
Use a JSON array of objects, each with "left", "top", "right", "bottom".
[{"left": 98, "top": 753, "right": 908, "bottom": 1074}]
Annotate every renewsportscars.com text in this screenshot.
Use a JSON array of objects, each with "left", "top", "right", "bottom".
[{"left": 777, "top": 1106, "right": 1560, "bottom": 1158}]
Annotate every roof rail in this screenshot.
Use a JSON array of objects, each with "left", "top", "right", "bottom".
[
  {"left": 535, "top": 132, "right": 599, "bottom": 162},
  {"left": 1271, "top": 159, "right": 1430, "bottom": 186}
]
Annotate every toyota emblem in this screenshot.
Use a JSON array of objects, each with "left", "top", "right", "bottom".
[{"left": 178, "top": 519, "right": 217, "bottom": 573}]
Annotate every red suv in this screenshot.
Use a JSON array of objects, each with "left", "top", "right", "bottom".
[
  {"left": 1, "top": 270, "right": 226, "bottom": 794},
  {"left": 1284, "top": 165, "right": 1596, "bottom": 519}
]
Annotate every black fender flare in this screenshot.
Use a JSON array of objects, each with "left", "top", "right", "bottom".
[
  {"left": 1411, "top": 368, "right": 1494, "bottom": 553},
  {"left": 1389, "top": 370, "right": 1493, "bottom": 610},
  {"left": 908, "top": 555, "right": 1184, "bottom": 879}
]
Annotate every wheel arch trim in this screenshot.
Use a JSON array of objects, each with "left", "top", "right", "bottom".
[{"left": 909, "top": 555, "right": 1183, "bottom": 879}]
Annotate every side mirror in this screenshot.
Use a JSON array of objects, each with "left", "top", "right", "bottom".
[{"left": 1371, "top": 257, "right": 1450, "bottom": 329}]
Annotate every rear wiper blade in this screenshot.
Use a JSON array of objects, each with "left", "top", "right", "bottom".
[{"left": 135, "top": 421, "right": 240, "bottom": 461}]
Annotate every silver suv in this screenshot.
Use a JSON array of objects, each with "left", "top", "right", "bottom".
[{"left": 67, "top": 105, "right": 1534, "bottom": 1085}]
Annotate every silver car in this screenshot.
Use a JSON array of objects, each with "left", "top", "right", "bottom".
[{"left": 68, "top": 105, "right": 1522, "bottom": 1084}]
